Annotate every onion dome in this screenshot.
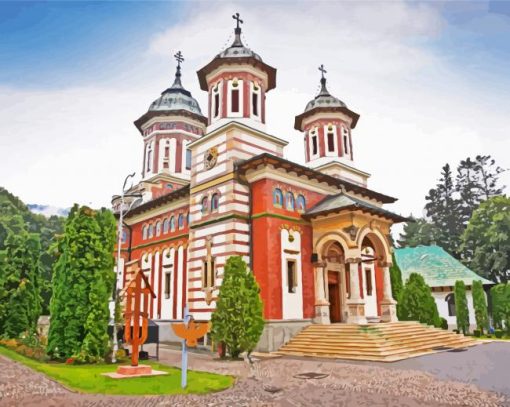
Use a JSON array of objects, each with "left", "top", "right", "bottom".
[
  {"left": 134, "top": 51, "right": 207, "bottom": 132},
  {"left": 197, "top": 13, "right": 276, "bottom": 91},
  {"left": 294, "top": 65, "right": 360, "bottom": 130}
]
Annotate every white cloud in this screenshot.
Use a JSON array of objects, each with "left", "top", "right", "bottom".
[{"left": 1, "top": 0, "right": 509, "bottom": 230}]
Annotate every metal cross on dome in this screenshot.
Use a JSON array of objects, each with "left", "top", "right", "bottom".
[
  {"left": 319, "top": 64, "right": 327, "bottom": 79},
  {"left": 174, "top": 51, "right": 184, "bottom": 68},
  {"left": 232, "top": 12, "right": 243, "bottom": 29}
]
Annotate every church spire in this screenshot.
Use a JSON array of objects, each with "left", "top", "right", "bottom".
[
  {"left": 231, "top": 12, "right": 244, "bottom": 47},
  {"left": 317, "top": 64, "right": 331, "bottom": 97},
  {"left": 171, "top": 50, "right": 185, "bottom": 89}
]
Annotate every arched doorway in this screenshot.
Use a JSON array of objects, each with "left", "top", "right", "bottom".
[{"left": 323, "top": 241, "right": 346, "bottom": 323}]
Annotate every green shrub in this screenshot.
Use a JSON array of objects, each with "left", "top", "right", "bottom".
[
  {"left": 491, "top": 284, "right": 510, "bottom": 333},
  {"left": 454, "top": 281, "right": 469, "bottom": 334},
  {"left": 495, "top": 330, "right": 503, "bottom": 339},
  {"left": 473, "top": 329, "right": 481, "bottom": 337},
  {"left": 472, "top": 280, "right": 489, "bottom": 334},
  {"left": 211, "top": 256, "right": 264, "bottom": 359},
  {"left": 389, "top": 253, "right": 403, "bottom": 301},
  {"left": 397, "top": 273, "right": 441, "bottom": 327},
  {"left": 440, "top": 317, "right": 448, "bottom": 330}
]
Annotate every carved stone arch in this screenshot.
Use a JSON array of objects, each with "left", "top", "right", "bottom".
[
  {"left": 315, "top": 232, "right": 351, "bottom": 261},
  {"left": 356, "top": 225, "right": 391, "bottom": 263}
]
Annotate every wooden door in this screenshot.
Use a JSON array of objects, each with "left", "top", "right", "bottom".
[{"left": 328, "top": 271, "right": 341, "bottom": 323}]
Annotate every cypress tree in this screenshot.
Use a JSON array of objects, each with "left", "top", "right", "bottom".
[
  {"left": 0, "top": 229, "right": 42, "bottom": 338},
  {"left": 389, "top": 253, "right": 403, "bottom": 301},
  {"left": 454, "top": 280, "right": 470, "bottom": 334},
  {"left": 397, "top": 273, "right": 441, "bottom": 327},
  {"left": 211, "top": 256, "right": 264, "bottom": 359},
  {"left": 472, "top": 280, "right": 489, "bottom": 334},
  {"left": 47, "top": 206, "right": 116, "bottom": 361}
]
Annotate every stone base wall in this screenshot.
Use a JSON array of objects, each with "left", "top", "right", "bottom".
[{"left": 256, "top": 319, "right": 312, "bottom": 352}]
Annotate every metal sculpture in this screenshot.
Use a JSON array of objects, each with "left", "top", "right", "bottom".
[
  {"left": 172, "top": 306, "right": 209, "bottom": 388},
  {"left": 121, "top": 259, "right": 156, "bottom": 368}
]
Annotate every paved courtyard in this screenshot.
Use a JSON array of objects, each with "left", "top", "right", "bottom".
[{"left": 0, "top": 343, "right": 508, "bottom": 406}]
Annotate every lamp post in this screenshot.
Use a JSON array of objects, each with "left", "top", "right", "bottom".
[{"left": 112, "top": 172, "right": 141, "bottom": 364}]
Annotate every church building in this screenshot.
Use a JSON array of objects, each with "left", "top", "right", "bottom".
[{"left": 113, "top": 14, "right": 408, "bottom": 352}]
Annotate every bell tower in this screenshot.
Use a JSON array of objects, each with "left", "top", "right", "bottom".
[
  {"left": 197, "top": 13, "right": 276, "bottom": 133},
  {"left": 134, "top": 51, "right": 207, "bottom": 187},
  {"left": 295, "top": 65, "right": 370, "bottom": 187}
]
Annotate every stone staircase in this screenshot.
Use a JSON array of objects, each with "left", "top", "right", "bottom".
[{"left": 276, "top": 321, "right": 479, "bottom": 362}]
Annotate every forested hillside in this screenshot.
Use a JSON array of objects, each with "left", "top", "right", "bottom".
[{"left": 0, "top": 187, "right": 65, "bottom": 313}]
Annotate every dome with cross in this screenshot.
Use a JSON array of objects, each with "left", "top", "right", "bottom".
[
  {"left": 304, "top": 65, "right": 347, "bottom": 113},
  {"left": 148, "top": 51, "right": 204, "bottom": 116}
]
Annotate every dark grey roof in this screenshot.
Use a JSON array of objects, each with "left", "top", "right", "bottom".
[
  {"left": 304, "top": 77, "right": 347, "bottom": 112},
  {"left": 148, "top": 65, "right": 204, "bottom": 116},
  {"left": 216, "top": 26, "right": 262, "bottom": 61},
  {"left": 305, "top": 192, "right": 407, "bottom": 222}
]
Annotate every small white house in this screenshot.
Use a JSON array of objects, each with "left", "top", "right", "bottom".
[{"left": 394, "top": 245, "right": 494, "bottom": 330}]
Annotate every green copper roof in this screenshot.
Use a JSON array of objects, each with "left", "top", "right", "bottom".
[{"left": 394, "top": 245, "right": 493, "bottom": 287}]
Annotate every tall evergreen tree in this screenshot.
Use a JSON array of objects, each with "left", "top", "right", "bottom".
[
  {"left": 389, "top": 253, "right": 403, "bottom": 301},
  {"left": 425, "top": 164, "right": 464, "bottom": 257},
  {"left": 0, "top": 229, "right": 42, "bottom": 338},
  {"left": 472, "top": 280, "right": 489, "bottom": 334},
  {"left": 47, "top": 206, "right": 116, "bottom": 361},
  {"left": 454, "top": 280, "right": 469, "bottom": 334},
  {"left": 397, "top": 217, "right": 441, "bottom": 248},
  {"left": 211, "top": 256, "right": 264, "bottom": 359},
  {"left": 472, "top": 155, "right": 506, "bottom": 200}
]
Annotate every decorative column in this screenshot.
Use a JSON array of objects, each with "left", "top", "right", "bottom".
[
  {"left": 346, "top": 257, "right": 367, "bottom": 324},
  {"left": 313, "top": 262, "right": 330, "bottom": 324},
  {"left": 379, "top": 262, "right": 398, "bottom": 322}
]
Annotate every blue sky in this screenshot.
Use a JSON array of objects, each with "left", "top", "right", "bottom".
[
  {"left": 1, "top": 2, "right": 509, "bottom": 89},
  {"left": 0, "top": 1, "right": 509, "bottom": 220}
]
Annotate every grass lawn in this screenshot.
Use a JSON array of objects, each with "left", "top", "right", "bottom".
[{"left": 0, "top": 346, "right": 234, "bottom": 395}]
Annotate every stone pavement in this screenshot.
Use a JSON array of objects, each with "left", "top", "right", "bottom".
[{"left": 0, "top": 345, "right": 507, "bottom": 407}]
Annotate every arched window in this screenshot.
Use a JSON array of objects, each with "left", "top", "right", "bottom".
[
  {"left": 148, "top": 224, "right": 154, "bottom": 238},
  {"left": 297, "top": 194, "right": 306, "bottom": 212},
  {"left": 273, "top": 188, "right": 283, "bottom": 207},
  {"left": 201, "top": 197, "right": 208, "bottom": 214},
  {"left": 178, "top": 214, "right": 184, "bottom": 229},
  {"left": 211, "top": 193, "right": 219, "bottom": 212},
  {"left": 285, "top": 192, "right": 295, "bottom": 211},
  {"left": 155, "top": 221, "right": 161, "bottom": 236},
  {"left": 142, "top": 225, "right": 148, "bottom": 240},
  {"left": 170, "top": 216, "right": 176, "bottom": 232},
  {"left": 446, "top": 293, "right": 456, "bottom": 317},
  {"left": 163, "top": 218, "right": 169, "bottom": 234}
]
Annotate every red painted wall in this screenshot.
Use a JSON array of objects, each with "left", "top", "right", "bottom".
[{"left": 250, "top": 178, "right": 326, "bottom": 320}]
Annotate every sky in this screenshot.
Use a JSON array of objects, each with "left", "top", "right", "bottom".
[{"left": 1, "top": 1, "right": 509, "bottom": 227}]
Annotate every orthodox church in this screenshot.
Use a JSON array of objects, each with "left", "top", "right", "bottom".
[{"left": 113, "top": 14, "right": 407, "bottom": 351}]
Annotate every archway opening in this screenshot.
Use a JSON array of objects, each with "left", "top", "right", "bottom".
[
  {"left": 361, "top": 235, "right": 384, "bottom": 317},
  {"left": 324, "top": 241, "right": 346, "bottom": 323}
]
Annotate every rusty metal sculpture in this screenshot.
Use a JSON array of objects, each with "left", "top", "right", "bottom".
[
  {"left": 118, "top": 259, "right": 155, "bottom": 374},
  {"left": 172, "top": 306, "right": 209, "bottom": 387}
]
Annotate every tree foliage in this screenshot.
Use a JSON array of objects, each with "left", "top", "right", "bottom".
[
  {"left": 491, "top": 283, "right": 510, "bottom": 333},
  {"left": 472, "top": 280, "right": 489, "bottom": 334},
  {"left": 47, "top": 206, "right": 116, "bottom": 362},
  {"left": 211, "top": 256, "right": 264, "bottom": 359},
  {"left": 425, "top": 164, "right": 464, "bottom": 257},
  {"left": 397, "top": 217, "right": 441, "bottom": 248},
  {"left": 461, "top": 196, "right": 510, "bottom": 283},
  {"left": 0, "top": 187, "right": 64, "bottom": 314},
  {"left": 389, "top": 253, "right": 403, "bottom": 301},
  {"left": 397, "top": 273, "right": 441, "bottom": 327},
  {"left": 454, "top": 280, "right": 469, "bottom": 334},
  {"left": 0, "top": 228, "right": 42, "bottom": 338}
]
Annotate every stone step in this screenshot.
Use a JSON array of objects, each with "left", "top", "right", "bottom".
[{"left": 276, "top": 322, "right": 478, "bottom": 362}]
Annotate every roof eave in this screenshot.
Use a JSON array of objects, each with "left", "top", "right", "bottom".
[
  {"left": 303, "top": 204, "right": 408, "bottom": 223},
  {"left": 134, "top": 109, "right": 208, "bottom": 133},
  {"left": 197, "top": 56, "right": 277, "bottom": 91},
  {"left": 294, "top": 106, "right": 360, "bottom": 130}
]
